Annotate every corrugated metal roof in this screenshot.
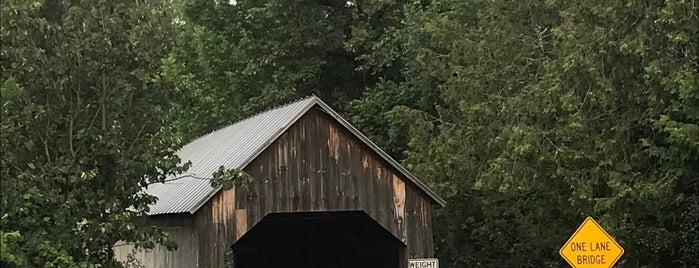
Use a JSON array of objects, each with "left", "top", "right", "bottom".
[
  {"left": 145, "top": 97, "right": 316, "bottom": 215},
  {"left": 145, "top": 96, "right": 445, "bottom": 215}
]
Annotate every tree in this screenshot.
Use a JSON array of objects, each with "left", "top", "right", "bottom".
[
  {"left": 164, "top": 0, "right": 419, "bottom": 141},
  {"left": 383, "top": 0, "right": 698, "bottom": 267},
  {"left": 1, "top": 0, "right": 184, "bottom": 266}
]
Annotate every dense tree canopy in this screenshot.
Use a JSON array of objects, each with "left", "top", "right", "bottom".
[
  {"left": 1, "top": 0, "right": 183, "bottom": 266},
  {"left": 1, "top": 0, "right": 696, "bottom": 267},
  {"left": 384, "top": 0, "right": 698, "bottom": 267},
  {"left": 165, "top": 0, "right": 373, "bottom": 139}
]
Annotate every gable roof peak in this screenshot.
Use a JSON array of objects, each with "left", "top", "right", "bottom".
[{"left": 145, "top": 96, "right": 444, "bottom": 216}]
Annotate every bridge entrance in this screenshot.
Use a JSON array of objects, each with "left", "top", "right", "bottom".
[{"left": 231, "top": 211, "right": 405, "bottom": 268}]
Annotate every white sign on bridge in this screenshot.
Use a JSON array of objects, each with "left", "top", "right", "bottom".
[{"left": 409, "top": 258, "right": 439, "bottom": 268}]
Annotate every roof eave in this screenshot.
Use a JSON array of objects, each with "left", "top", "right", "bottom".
[
  {"left": 311, "top": 98, "right": 446, "bottom": 207},
  {"left": 186, "top": 97, "right": 320, "bottom": 214}
]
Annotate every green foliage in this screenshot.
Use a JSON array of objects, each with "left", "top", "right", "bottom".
[
  {"left": 211, "top": 166, "right": 254, "bottom": 191},
  {"left": 386, "top": 0, "right": 698, "bottom": 267},
  {"left": 1, "top": 231, "right": 24, "bottom": 266},
  {"left": 165, "top": 0, "right": 386, "bottom": 140},
  {"left": 1, "top": 0, "right": 184, "bottom": 266}
]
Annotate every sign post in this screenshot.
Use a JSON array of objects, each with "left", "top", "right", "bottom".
[{"left": 559, "top": 217, "right": 624, "bottom": 268}]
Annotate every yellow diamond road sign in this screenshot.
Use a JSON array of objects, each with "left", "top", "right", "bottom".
[{"left": 560, "top": 217, "right": 624, "bottom": 268}]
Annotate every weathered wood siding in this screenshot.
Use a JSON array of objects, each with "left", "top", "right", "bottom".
[
  {"left": 116, "top": 106, "right": 436, "bottom": 268},
  {"left": 113, "top": 214, "right": 198, "bottom": 268},
  {"left": 194, "top": 107, "right": 434, "bottom": 267}
]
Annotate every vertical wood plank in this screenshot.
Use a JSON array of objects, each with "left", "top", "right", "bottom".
[
  {"left": 235, "top": 209, "right": 247, "bottom": 239},
  {"left": 393, "top": 174, "right": 407, "bottom": 244}
]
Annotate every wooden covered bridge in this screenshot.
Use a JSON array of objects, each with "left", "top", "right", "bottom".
[{"left": 115, "top": 96, "right": 445, "bottom": 267}]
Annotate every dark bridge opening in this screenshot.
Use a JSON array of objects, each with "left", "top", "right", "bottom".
[{"left": 231, "top": 211, "right": 405, "bottom": 268}]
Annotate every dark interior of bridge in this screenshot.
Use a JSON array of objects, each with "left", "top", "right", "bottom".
[{"left": 230, "top": 211, "right": 405, "bottom": 268}]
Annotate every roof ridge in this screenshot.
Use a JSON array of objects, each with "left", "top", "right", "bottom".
[
  {"left": 147, "top": 94, "right": 444, "bottom": 215},
  {"left": 196, "top": 95, "right": 318, "bottom": 139},
  {"left": 233, "top": 95, "right": 317, "bottom": 124}
]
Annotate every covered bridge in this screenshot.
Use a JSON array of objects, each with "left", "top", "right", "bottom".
[{"left": 115, "top": 96, "right": 445, "bottom": 267}]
